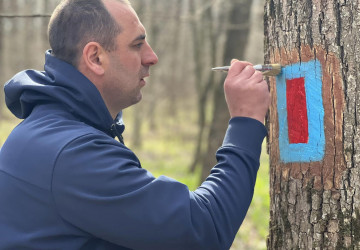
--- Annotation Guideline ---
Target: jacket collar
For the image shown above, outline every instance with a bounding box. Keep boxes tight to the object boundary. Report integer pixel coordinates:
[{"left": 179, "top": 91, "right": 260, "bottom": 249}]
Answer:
[{"left": 4, "top": 50, "right": 125, "bottom": 141}]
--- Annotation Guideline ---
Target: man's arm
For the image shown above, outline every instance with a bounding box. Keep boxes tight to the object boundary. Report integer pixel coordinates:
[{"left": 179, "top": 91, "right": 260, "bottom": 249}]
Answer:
[{"left": 51, "top": 61, "right": 270, "bottom": 250}]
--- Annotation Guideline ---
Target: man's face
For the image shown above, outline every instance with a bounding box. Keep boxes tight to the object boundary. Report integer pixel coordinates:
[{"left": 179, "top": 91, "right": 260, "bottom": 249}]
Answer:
[{"left": 102, "top": 1, "right": 158, "bottom": 116}]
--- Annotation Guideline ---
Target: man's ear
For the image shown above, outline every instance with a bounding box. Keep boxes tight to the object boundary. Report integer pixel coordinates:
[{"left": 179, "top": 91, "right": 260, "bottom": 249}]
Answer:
[{"left": 81, "top": 42, "right": 107, "bottom": 76}]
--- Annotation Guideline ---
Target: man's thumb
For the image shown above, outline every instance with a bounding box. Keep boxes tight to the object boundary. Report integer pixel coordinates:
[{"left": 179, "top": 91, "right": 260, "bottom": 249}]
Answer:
[{"left": 231, "top": 59, "right": 239, "bottom": 65}]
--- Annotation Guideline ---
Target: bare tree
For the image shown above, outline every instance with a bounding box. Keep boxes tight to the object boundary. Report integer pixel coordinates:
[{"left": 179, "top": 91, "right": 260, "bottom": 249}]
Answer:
[
  {"left": 130, "top": 0, "right": 192, "bottom": 147},
  {"left": 129, "top": 0, "right": 147, "bottom": 147},
  {"left": 0, "top": 0, "right": 53, "bottom": 98},
  {"left": 265, "top": 0, "right": 360, "bottom": 249},
  {"left": 201, "top": 0, "right": 253, "bottom": 181},
  {"left": 187, "top": 0, "right": 222, "bottom": 173}
]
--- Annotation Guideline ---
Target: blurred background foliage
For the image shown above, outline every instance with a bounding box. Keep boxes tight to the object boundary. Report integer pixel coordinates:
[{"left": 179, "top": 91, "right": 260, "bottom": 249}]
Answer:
[{"left": 0, "top": 0, "right": 269, "bottom": 249}]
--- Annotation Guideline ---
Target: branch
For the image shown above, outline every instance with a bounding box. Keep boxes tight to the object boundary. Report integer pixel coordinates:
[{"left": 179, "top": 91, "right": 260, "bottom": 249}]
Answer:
[{"left": 0, "top": 14, "right": 51, "bottom": 18}]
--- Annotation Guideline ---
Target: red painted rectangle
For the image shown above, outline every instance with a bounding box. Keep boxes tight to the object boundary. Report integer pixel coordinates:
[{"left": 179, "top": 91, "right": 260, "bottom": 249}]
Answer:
[{"left": 286, "top": 77, "right": 309, "bottom": 144}]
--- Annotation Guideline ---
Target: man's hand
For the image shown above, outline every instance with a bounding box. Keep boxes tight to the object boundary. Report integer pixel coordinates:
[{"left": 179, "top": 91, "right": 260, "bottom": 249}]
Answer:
[{"left": 224, "top": 59, "right": 270, "bottom": 124}]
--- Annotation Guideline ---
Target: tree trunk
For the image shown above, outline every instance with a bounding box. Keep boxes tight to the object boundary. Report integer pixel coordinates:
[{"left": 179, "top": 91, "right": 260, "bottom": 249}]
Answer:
[
  {"left": 187, "top": 0, "right": 218, "bottom": 173},
  {"left": 265, "top": 0, "right": 360, "bottom": 249},
  {"left": 130, "top": 0, "right": 147, "bottom": 148},
  {"left": 201, "top": 0, "right": 253, "bottom": 181}
]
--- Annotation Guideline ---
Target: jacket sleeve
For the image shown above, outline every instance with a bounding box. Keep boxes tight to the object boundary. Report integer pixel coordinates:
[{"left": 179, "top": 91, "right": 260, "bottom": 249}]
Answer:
[{"left": 51, "top": 117, "right": 267, "bottom": 250}]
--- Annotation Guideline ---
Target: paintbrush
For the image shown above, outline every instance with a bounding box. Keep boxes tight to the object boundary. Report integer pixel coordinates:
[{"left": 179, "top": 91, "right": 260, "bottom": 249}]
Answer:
[{"left": 211, "top": 64, "right": 281, "bottom": 76}]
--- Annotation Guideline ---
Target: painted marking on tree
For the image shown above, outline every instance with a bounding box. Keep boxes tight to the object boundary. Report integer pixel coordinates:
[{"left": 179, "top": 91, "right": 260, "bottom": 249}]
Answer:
[{"left": 276, "top": 59, "right": 325, "bottom": 163}]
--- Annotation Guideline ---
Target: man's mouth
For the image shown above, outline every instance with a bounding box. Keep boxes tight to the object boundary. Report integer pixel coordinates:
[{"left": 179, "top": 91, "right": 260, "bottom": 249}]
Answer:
[
  {"left": 140, "top": 73, "right": 149, "bottom": 82},
  {"left": 140, "top": 77, "right": 147, "bottom": 85}
]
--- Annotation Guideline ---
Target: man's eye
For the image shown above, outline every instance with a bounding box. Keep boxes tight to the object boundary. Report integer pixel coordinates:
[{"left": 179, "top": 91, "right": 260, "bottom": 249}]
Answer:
[{"left": 134, "top": 43, "right": 143, "bottom": 48}]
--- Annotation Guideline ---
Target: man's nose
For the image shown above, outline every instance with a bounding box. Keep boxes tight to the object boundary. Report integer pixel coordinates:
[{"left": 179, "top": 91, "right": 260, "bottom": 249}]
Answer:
[{"left": 142, "top": 43, "right": 158, "bottom": 66}]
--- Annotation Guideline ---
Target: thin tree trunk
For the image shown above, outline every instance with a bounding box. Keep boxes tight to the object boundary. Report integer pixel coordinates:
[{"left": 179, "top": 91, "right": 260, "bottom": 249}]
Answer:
[
  {"left": 130, "top": 0, "right": 147, "bottom": 148},
  {"left": 131, "top": 0, "right": 161, "bottom": 147},
  {"left": 265, "top": 0, "right": 360, "bottom": 249},
  {"left": 201, "top": 0, "right": 253, "bottom": 181},
  {"left": 188, "top": 0, "right": 218, "bottom": 173},
  {"left": 165, "top": 0, "right": 183, "bottom": 118}
]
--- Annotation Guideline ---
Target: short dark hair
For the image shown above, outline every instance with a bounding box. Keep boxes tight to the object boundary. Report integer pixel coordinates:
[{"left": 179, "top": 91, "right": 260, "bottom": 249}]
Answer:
[{"left": 48, "top": 0, "right": 125, "bottom": 67}]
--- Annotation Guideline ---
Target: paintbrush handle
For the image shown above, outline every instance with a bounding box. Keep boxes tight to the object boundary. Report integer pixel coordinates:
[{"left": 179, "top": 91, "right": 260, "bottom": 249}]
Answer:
[
  {"left": 212, "top": 64, "right": 273, "bottom": 72},
  {"left": 212, "top": 64, "right": 281, "bottom": 76},
  {"left": 211, "top": 66, "right": 230, "bottom": 72}
]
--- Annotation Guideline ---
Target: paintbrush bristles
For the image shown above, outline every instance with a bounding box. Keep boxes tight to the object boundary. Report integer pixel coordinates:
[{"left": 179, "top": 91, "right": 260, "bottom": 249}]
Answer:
[
  {"left": 211, "top": 63, "right": 282, "bottom": 76},
  {"left": 259, "top": 64, "right": 281, "bottom": 76}
]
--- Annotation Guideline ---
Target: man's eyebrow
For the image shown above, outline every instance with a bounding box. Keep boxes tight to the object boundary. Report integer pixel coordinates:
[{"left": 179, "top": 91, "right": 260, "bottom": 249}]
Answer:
[{"left": 132, "top": 34, "right": 146, "bottom": 43}]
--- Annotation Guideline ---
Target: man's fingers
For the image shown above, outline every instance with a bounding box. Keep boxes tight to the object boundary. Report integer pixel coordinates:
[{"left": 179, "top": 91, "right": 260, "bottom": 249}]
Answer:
[
  {"left": 251, "top": 71, "right": 265, "bottom": 83},
  {"left": 241, "top": 65, "right": 257, "bottom": 79},
  {"left": 227, "top": 60, "right": 252, "bottom": 77}
]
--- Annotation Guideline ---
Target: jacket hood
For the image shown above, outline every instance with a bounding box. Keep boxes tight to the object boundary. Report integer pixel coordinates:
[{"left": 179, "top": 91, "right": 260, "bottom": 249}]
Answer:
[{"left": 4, "top": 50, "right": 124, "bottom": 137}]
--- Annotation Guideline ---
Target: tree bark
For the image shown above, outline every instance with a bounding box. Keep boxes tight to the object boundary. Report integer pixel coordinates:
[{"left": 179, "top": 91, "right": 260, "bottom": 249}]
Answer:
[{"left": 265, "top": 0, "right": 360, "bottom": 249}]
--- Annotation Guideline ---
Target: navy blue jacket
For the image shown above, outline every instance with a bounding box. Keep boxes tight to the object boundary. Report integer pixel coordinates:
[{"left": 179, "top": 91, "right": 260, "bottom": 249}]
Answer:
[{"left": 0, "top": 51, "right": 267, "bottom": 250}]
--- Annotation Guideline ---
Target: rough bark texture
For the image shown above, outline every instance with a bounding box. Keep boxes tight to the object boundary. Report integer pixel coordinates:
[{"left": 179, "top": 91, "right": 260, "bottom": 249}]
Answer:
[{"left": 264, "top": 0, "right": 360, "bottom": 249}]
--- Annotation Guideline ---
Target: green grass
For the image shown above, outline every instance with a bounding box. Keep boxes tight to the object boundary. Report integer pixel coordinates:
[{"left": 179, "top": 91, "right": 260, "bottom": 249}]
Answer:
[
  {"left": 0, "top": 118, "right": 18, "bottom": 146},
  {"left": 126, "top": 109, "right": 201, "bottom": 191},
  {"left": 233, "top": 146, "right": 269, "bottom": 250}
]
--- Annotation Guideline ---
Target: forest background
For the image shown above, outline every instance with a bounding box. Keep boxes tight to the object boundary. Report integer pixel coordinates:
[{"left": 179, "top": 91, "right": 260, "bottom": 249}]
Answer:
[{"left": 0, "top": 0, "right": 269, "bottom": 249}]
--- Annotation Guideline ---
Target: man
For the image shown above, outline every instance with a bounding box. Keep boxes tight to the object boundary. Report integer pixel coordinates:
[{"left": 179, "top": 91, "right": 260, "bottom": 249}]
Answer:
[{"left": 0, "top": 0, "right": 270, "bottom": 249}]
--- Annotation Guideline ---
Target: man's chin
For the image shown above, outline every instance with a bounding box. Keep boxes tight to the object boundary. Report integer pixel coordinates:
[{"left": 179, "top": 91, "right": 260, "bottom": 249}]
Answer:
[{"left": 134, "top": 92, "right": 143, "bottom": 105}]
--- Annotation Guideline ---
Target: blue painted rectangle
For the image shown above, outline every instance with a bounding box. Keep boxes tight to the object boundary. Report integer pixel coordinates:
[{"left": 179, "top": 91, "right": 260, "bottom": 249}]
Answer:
[{"left": 276, "top": 60, "right": 325, "bottom": 163}]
